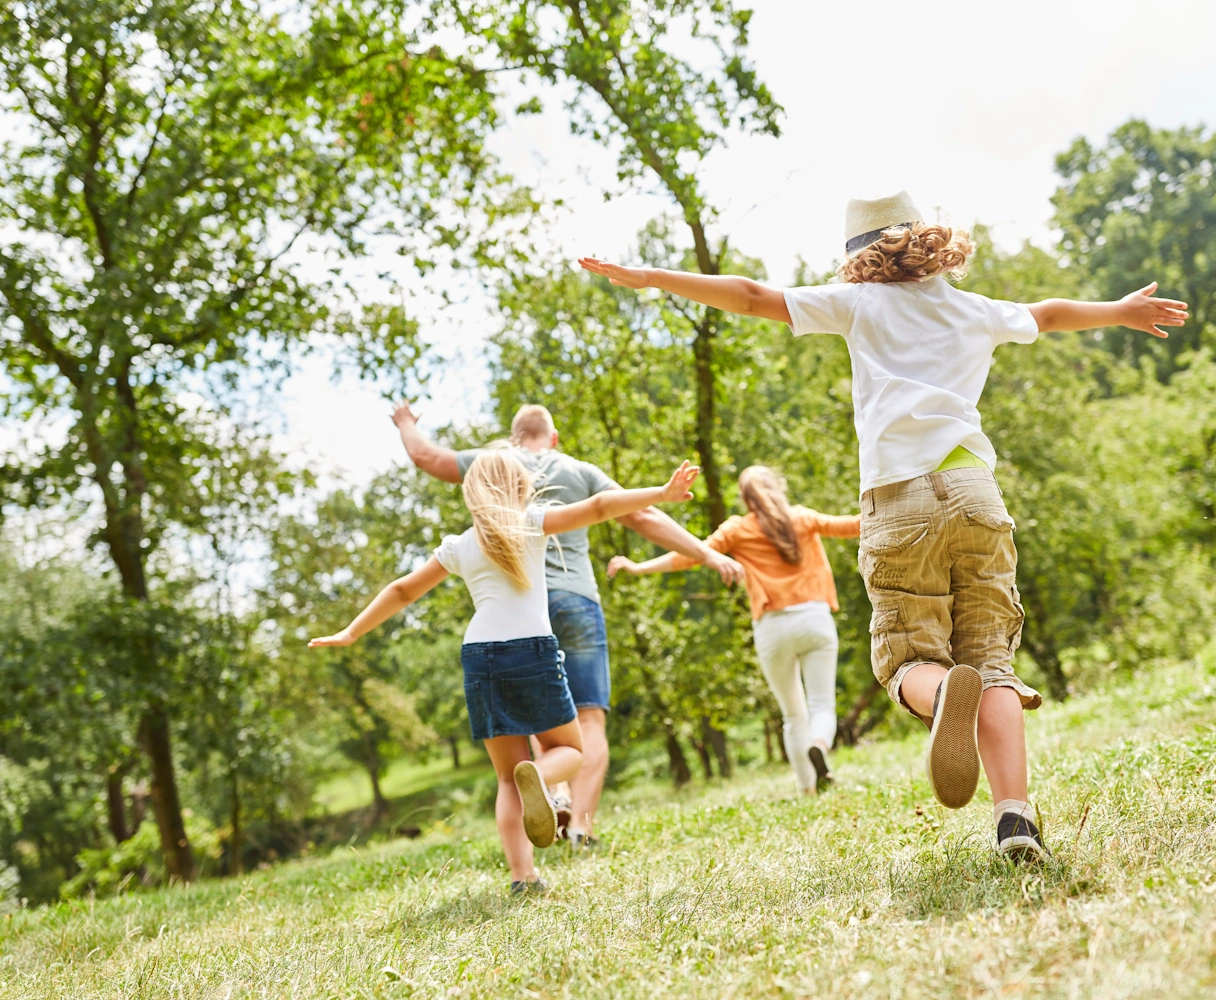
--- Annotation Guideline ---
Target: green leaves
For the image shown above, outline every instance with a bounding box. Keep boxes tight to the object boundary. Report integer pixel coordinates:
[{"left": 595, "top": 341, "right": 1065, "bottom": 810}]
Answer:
[{"left": 1052, "top": 121, "right": 1216, "bottom": 377}]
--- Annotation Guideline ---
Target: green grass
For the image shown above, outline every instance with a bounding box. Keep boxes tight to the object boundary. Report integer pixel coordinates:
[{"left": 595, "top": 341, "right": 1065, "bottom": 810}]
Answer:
[
  {"left": 314, "top": 742, "right": 491, "bottom": 816},
  {"left": 3, "top": 659, "right": 1214, "bottom": 999}
]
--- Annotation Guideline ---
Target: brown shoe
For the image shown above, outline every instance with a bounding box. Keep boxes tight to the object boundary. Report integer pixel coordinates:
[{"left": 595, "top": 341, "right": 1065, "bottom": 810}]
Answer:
[
  {"left": 925, "top": 665, "right": 983, "bottom": 809},
  {"left": 514, "top": 760, "right": 558, "bottom": 848}
]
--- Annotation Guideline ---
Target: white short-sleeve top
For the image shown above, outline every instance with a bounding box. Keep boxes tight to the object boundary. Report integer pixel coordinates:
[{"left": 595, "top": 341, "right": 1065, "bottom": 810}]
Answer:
[
  {"left": 434, "top": 505, "right": 553, "bottom": 645},
  {"left": 783, "top": 276, "right": 1039, "bottom": 493}
]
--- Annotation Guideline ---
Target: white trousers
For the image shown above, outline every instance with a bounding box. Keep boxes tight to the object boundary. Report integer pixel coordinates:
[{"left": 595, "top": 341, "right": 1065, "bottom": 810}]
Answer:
[{"left": 752, "top": 600, "right": 839, "bottom": 792}]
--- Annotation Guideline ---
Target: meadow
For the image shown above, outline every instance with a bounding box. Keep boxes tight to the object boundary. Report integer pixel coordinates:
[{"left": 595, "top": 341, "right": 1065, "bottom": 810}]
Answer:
[{"left": 3, "top": 655, "right": 1213, "bottom": 1000}]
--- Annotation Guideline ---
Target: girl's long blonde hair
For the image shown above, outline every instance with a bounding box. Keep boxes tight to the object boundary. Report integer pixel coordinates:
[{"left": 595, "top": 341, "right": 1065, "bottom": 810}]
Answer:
[
  {"left": 739, "top": 465, "right": 802, "bottom": 566},
  {"left": 837, "top": 223, "right": 974, "bottom": 284},
  {"left": 462, "top": 448, "right": 541, "bottom": 591}
]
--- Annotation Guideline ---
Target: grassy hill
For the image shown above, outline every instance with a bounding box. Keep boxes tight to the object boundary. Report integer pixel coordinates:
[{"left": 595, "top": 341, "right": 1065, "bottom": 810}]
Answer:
[{"left": 2, "top": 656, "right": 1214, "bottom": 999}]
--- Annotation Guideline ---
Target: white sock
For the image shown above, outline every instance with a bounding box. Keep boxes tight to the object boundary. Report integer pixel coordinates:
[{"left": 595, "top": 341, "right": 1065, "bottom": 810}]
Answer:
[
  {"left": 567, "top": 827, "right": 586, "bottom": 841},
  {"left": 993, "top": 798, "right": 1033, "bottom": 825}
]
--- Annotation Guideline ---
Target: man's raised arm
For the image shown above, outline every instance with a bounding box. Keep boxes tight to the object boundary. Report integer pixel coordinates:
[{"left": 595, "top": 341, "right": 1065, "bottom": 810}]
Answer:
[
  {"left": 616, "top": 505, "right": 745, "bottom": 585},
  {"left": 391, "top": 400, "right": 462, "bottom": 484}
]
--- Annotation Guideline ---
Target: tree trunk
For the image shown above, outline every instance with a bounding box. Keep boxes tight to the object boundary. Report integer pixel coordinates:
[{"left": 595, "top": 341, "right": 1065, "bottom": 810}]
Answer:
[
  {"left": 692, "top": 313, "right": 727, "bottom": 530},
  {"left": 106, "top": 766, "right": 130, "bottom": 843},
  {"left": 772, "top": 711, "right": 789, "bottom": 761},
  {"left": 1036, "top": 646, "right": 1069, "bottom": 701},
  {"left": 664, "top": 725, "right": 692, "bottom": 787},
  {"left": 691, "top": 735, "right": 714, "bottom": 780},
  {"left": 700, "top": 716, "right": 731, "bottom": 778},
  {"left": 448, "top": 735, "right": 461, "bottom": 769},
  {"left": 130, "top": 779, "right": 149, "bottom": 831},
  {"left": 139, "top": 709, "right": 195, "bottom": 881},
  {"left": 837, "top": 679, "right": 884, "bottom": 746},
  {"left": 229, "top": 773, "right": 242, "bottom": 877},
  {"left": 365, "top": 739, "right": 388, "bottom": 819},
  {"left": 763, "top": 718, "right": 774, "bottom": 763}
]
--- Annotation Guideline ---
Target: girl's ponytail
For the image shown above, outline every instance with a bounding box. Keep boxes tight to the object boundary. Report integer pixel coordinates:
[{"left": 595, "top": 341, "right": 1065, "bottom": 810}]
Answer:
[
  {"left": 739, "top": 466, "right": 802, "bottom": 565},
  {"left": 463, "top": 448, "right": 540, "bottom": 591}
]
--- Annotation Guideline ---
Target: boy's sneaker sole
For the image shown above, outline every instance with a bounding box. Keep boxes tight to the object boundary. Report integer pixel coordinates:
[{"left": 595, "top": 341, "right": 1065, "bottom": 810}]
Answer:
[
  {"left": 514, "top": 761, "right": 557, "bottom": 848},
  {"left": 808, "top": 745, "right": 833, "bottom": 790},
  {"left": 998, "top": 836, "right": 1047, "bottom": 863},
  {"left": 926, "top": 664, "right": 983, "bottom": 809}
]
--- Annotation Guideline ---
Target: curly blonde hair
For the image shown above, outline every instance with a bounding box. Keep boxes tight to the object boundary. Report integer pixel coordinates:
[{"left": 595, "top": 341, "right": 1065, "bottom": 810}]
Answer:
[{"left": 838, "top": 224, "right": 975, "bottom": 284}]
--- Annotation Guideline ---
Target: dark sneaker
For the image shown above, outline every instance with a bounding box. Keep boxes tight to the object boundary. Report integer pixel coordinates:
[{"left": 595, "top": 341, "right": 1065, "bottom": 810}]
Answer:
[
  {"left": 997, "top": 811, "right": 1047, "bottom": 862},
  {"left": 513, "top": 761, "right": 558, "bottom": 848},
  {"left": 925, "top": 664, "right": 983, "bottom": 809},
  {"left": 570, "top": 831, "right": 601, "bottom": 852},
  {"left": 510, "top": 877, "right": 550, "bottom": 895},
  {"left": 808, "top": 744, "right": 834, "bottom": 790}
]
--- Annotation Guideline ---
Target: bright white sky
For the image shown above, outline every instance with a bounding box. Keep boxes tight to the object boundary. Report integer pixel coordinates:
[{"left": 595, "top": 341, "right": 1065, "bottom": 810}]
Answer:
[{"left": 227, "top": 0, "right": 1216, "bottom": 483}]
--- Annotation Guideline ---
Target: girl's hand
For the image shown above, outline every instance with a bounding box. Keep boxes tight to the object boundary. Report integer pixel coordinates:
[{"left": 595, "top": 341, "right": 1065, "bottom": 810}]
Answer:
[
  {"left": 607, "top": 556, "right": 639, "bottom": 578},
  {"left": 308, "top": 629, "right": 356, "bottom": 648},
  {"left": 578, "top": 257, "right": 653, "bottom": 289},
  {"left": 659, "top": 460, "right": 701, "bottom": 503},
  {"left": 1120, "top": 282, "right": 1188, "bottom": 338}
]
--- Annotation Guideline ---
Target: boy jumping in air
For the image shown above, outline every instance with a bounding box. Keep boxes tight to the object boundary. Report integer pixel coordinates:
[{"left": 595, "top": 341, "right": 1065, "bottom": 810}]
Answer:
[{"left": 579, "top": 191, "right": 1188, "bottom": 859}]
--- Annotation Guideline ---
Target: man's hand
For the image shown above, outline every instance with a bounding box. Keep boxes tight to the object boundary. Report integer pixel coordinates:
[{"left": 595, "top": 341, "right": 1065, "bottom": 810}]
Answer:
[
  {"left": 391, "top": 399, "right": 420, "bottom": 429},
  {"left": 1120, "top": 282, "right": 1189, "bottom": 338},
  {"left": 578, "top": 257, "right": 653, "bottom": 289},
  {"left": 659, "top": 460, "right": 701, "bottom": 503},
  {"left": 308, "top": 628, "right": 356, "bottom": 648},
  {"left": 703, "top": 550, "right": 745, "bottom": 586},
  {"left": 607, "top": 556, "right": 638, "bottom": 579}
]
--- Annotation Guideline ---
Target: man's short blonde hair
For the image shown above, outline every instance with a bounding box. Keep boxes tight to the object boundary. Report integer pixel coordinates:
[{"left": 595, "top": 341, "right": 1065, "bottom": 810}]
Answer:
[{"left": 510, "top": 404, "right": 556, "bottom": 443}]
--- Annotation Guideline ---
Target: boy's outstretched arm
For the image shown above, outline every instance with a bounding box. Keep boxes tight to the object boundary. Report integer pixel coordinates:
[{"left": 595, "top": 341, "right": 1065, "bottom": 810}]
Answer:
[
  {"left": 308, "top": 557, "right": 449, "bottom": 647},
  {"left": 1028, "top": 282, "right": 1188, "bottom": 338},
  {"left": 578, "top": 258, "right": 792, "bottom": 324}
]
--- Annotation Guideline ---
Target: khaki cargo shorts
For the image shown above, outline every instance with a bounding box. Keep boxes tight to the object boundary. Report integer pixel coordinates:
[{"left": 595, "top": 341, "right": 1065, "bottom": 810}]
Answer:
[{"left": 859, "top": 467, "right": 1042, "bottom": 720}]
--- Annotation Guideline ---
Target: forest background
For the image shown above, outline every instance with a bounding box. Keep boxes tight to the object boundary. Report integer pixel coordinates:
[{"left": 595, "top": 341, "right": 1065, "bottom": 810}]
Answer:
[{"left": 2, "top": 0, "right": 1216, "bottom": 905}]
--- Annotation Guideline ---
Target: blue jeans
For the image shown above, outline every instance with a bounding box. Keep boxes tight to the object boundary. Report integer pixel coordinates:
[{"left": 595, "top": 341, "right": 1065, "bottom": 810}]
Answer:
[
  {"left": 548, "top": 590, "right": 611, "bottom": 711},
  {"left": 460, "top": 635, "right": 576, "bottom": 740}
]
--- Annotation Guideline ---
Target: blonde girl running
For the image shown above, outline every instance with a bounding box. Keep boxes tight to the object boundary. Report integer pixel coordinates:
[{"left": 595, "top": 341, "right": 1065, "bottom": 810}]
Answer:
[
  {"left": 309, "top": 450, "right": 700, "bottom": 894},
  {"left": 609, "top": 466, "right": 859, "bottom": 795}
]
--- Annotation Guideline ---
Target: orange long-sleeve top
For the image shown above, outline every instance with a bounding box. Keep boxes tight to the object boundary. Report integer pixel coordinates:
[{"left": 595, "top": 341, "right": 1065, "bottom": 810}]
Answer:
[{"left": 671, "top": 507, "right": 861, "bottom": 619}]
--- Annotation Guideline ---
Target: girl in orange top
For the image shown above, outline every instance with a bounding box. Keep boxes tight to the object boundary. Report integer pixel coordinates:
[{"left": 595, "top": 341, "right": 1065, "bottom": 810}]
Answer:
[{"left": 609, "top": 466, "right": 860, "bottom": 794}]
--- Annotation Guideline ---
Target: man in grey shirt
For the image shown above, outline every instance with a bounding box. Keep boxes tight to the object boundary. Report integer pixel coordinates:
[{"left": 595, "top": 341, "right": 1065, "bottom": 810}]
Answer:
[{"left": 392, "top": 400, "right": 742, "bottom": 846}]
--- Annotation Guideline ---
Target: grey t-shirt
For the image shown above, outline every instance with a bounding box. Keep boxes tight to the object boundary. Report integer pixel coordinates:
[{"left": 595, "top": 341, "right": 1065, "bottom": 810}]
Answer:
[{"left": 455, "top": 447, "right": 617, "bottom": 603}]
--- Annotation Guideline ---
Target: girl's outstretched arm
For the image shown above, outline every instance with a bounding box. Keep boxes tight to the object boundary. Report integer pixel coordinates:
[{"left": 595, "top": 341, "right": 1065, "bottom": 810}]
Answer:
[
  {"left": 607, "top": 553, "right": 682, "bottom": 578},
  {"left": 1028, "top": 282, "right": 1188, "bottom": 338},
  {"left": 542, "top": 460, "right": 699, "bottom": 535},
  {"left": 308, "top": 557, "right": 449, "bottom": 648},
  {"left": 578, "top": 258, "right": 792, "bottom": 324}
]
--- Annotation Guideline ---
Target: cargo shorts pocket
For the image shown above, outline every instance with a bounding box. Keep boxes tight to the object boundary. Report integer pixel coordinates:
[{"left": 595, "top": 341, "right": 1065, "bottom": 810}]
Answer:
[
  {"left": 868, "top": 605, "right": 913, "bottom": 685},
  {"left": 859, "top": 518, "right": 930, "bottom": 589},
  {"left": 964, "top": 506, "right": 1015, "bottom": 532},
  {"left": 1008, "top": 585, "right": 1026, "bottom": 652}
]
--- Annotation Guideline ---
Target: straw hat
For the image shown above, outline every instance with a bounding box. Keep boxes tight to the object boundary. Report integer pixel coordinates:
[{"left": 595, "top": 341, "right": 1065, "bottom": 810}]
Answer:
[{"left": 844, "top": 191, "right": 922, "bottom": 257}]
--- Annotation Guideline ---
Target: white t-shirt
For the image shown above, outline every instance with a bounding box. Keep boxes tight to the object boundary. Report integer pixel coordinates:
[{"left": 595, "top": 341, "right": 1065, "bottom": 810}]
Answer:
[
  {"left": 783, "top": 276, "right": 1039, "bottom": 493},
  {"left": 434, "top": 505, "right": 553, "bottom": 645}
]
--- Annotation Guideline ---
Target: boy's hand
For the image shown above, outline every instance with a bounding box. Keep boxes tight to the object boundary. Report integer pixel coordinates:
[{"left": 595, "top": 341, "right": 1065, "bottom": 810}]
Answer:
[
  {"left": 607, "top": 556, "right": 638, "bottom": 578},
  {"left": 578, "top": 257, "right": 653, "bottom": 289},
  {"left": 391, "top": 399, "right": 420, "bottom": 428},
  {"left": 1120, "top": 282, "right": 1189, "bottom": 338},
  {"left": 308, "top": 629, "right": 356, "bottom": 648},
  {"left": 659, "top": 460, "right": 700, "bottom": 503}
]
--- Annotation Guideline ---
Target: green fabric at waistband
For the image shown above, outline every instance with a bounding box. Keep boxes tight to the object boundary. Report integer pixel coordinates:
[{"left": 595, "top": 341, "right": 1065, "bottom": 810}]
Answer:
[{"left": 935, "top": 445, "right": 989, "bottom": 472}]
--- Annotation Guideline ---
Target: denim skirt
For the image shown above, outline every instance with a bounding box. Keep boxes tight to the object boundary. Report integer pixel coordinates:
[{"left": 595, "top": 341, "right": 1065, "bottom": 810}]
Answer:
[{"left": 460, "top": 634, "right": 577, "bottom": 741}]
